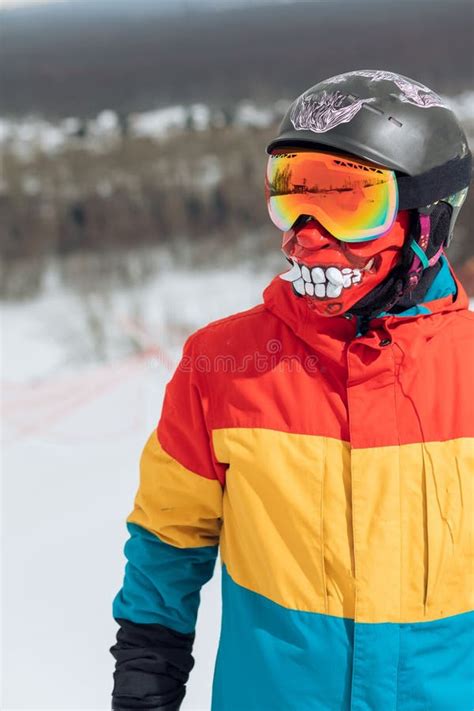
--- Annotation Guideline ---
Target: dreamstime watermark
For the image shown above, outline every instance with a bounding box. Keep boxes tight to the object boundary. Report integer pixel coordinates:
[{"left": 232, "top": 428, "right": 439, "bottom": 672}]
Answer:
[{"left": 148, "top": 338, "right": 321, "bottom": 374}]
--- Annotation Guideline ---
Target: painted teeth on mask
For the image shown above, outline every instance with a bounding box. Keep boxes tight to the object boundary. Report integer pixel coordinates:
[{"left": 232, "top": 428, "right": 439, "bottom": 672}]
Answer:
[
  {"left": 281, "top": 258, "right": 373, "bottom": 299},
  {"left": 280, "top": 261, "right": 302, "bottom": 282},
  {"left": 311, "top": 267, "right": 325, "bottom": 284},
  {"left": 326, "top": 282, "right": 343, "bottom": 298},
  {"left": 326, "top": 267, "right": 344, "bottom": 287},
  {"left": 292, "top": 278, "right": 306, "bottom": 295}
]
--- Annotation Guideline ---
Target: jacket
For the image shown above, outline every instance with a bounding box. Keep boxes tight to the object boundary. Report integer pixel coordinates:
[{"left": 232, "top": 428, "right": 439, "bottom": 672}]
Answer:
[{"left": 110, "top": 254, "right": 474, "bottom": 710}]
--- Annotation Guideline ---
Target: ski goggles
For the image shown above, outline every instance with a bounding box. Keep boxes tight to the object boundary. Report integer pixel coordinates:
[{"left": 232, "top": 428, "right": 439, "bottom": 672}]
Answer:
[{"left": 265, "top": 148, "right": 399, "bottom": 242}]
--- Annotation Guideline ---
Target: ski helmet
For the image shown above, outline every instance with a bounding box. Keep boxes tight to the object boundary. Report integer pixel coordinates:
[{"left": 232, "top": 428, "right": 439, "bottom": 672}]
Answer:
[{"left": 266, "top": 69, "right": 472, "bottom": 249}]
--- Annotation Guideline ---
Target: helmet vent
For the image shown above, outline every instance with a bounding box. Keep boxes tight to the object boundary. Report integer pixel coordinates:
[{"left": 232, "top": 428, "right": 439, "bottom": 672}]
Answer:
[
  {"left": 388, "top": 116, "right": 403, "bottom": 127},
  {"left": 362, "top": 104, "right": 384, "bottom": 116}
]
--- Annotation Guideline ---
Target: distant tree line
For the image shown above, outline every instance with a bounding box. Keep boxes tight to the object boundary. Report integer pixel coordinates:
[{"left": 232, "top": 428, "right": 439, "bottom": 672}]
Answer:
[{"left": 0, "top": 121, "right": 473, "bottom": 299}]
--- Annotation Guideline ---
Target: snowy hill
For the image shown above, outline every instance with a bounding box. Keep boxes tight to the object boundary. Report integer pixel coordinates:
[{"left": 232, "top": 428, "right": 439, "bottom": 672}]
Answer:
[{"left": 2, "top": 262, "right": 279, "bottom": 709}]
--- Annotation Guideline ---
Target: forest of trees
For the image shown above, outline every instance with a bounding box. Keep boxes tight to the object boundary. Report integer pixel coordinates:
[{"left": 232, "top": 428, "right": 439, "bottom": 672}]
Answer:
[{"left": 1, "top": 0, "right": 473, "bottom": 297}]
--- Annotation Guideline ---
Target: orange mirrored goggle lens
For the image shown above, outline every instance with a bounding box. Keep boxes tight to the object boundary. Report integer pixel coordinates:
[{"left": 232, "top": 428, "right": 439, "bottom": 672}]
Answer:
[{"left": 265, "top": 149, "right": 399, "bottom": 242}]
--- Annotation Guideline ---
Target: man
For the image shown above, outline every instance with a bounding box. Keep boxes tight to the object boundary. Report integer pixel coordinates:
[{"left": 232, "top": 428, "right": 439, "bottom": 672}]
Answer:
[{"left": 110, "top": 70, "right": 473, "bottom": 710}]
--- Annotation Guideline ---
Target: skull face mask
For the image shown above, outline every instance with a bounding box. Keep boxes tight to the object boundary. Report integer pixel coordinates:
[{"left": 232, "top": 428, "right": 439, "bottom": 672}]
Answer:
[
  {"left": 279, "top": 210, "right": 410, "bottom": 317},
  {"left": 264, "top": 147, "right": 411, "bottom": 317}
]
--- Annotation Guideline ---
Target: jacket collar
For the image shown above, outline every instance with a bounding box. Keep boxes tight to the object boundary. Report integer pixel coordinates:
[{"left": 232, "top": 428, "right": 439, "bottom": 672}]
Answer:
[{"left": 262, "top": 255, "right": 470, "bottom": 356}]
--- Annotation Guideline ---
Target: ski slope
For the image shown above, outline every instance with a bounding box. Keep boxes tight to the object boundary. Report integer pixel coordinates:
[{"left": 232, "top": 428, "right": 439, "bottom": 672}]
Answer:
[
  {"left": 2, "top": 264, "right": 473, "bottom": 709},
  {"left": 2, "top": 264, "right": 278, "bottom": 710}
]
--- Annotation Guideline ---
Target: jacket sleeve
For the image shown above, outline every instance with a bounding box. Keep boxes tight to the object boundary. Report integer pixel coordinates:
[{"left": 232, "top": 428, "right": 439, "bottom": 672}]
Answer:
[{"left": 110, "top": 332, "right": 224, "bottom": 711}]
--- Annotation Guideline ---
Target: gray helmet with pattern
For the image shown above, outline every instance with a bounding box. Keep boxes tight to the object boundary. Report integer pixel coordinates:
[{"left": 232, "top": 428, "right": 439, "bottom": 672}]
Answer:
[{"left": 266, "top": 69, "right": 472, "bottom": 247}]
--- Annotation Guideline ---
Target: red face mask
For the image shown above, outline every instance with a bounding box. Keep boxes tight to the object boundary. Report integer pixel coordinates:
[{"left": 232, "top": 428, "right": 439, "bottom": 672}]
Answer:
[{"left": 280, "top": 210, "right": 411, "bottom": 316}]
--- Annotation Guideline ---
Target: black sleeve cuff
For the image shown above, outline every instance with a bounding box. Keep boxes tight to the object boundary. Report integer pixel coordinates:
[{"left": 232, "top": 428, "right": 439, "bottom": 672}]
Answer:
[{"left": 110, "top": 619, "right": 194, "bottom": 711}]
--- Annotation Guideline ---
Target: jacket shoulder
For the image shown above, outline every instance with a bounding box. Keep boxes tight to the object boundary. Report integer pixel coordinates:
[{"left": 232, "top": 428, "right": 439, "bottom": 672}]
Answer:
[
  {"left": 184, "top": 303, "right": 269, "bottom": 352},
  {"left": 456, "top": 308, "right": 474, "bottom": 324},
  {"left": 449, "top": 307, "right": 474, "bottom": 332}
]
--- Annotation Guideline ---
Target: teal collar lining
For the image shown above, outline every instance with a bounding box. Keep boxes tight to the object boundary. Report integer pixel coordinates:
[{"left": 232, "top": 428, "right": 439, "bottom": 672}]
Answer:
[{"left": 376, "top": 255, "right": 457, "bottom": 319}]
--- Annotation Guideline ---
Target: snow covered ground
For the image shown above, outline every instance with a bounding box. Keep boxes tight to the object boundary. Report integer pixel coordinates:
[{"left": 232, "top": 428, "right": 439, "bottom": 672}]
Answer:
[
  {"left": 1, "top": 261, "right": 280, "bottom": 710},
  {"left": 0, "top": 99, "right": 291, "bottom": 162},
  {"left": 2, "top": 256, "right": 473, "bottom": 709},
  {"left": 0, "top": 91, "right": 472, "bottom": 161}
]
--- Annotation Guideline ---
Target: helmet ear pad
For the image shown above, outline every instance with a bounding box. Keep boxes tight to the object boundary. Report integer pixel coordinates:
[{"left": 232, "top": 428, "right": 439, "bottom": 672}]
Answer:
[
  {"left": 398, "top": 202, "right": 453, "bottom": 307},
  {"left": 398, "top": 201, "right": 452, "bottom": 265},
  {"left": 428, "top": 201, "right": 453, "bottom": 252}
]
